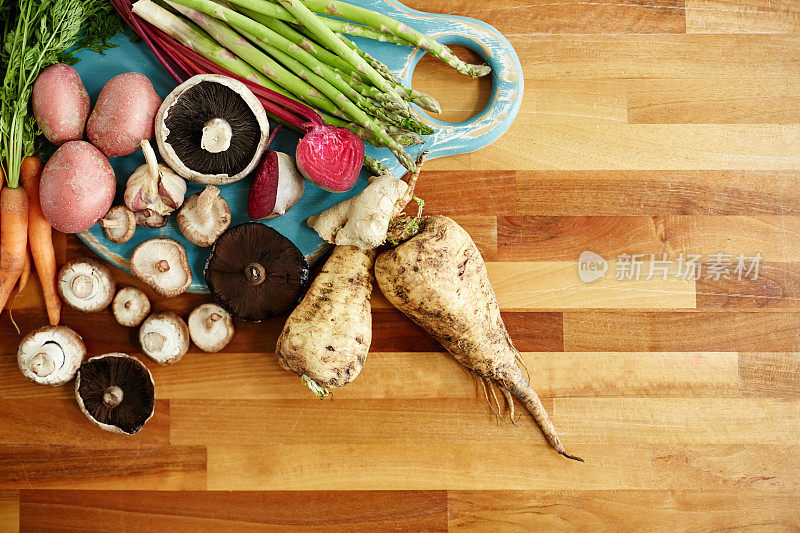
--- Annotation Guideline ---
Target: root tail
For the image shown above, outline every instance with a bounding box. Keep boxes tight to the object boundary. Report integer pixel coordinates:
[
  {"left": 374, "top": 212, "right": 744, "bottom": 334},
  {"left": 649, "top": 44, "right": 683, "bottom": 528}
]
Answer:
[{"left": 496, "top": 367, "right": 584, "bottom": 462}]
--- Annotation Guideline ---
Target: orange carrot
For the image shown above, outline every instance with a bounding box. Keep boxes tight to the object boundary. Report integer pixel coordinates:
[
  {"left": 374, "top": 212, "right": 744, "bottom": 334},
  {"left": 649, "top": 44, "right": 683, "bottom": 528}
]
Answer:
[
  {"left": 0, "top": 186, "right": 29, "bottom": 312},
  {"left": 17, "top": 244, "right": 31, "bottom": 292},
  {"left": 20, "top": 156, "right": 60, "bottom": 325}
]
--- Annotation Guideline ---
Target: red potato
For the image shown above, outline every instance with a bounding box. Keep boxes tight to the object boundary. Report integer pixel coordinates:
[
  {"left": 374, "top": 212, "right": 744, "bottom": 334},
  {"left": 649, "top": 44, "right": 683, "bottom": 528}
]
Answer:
[
  {"left": 87, "top": 72, "right": 162, "bottom": 158},
  {"left": 40, "top": 141, "right": 116, "bottom": 233},
  {"left": 32, "top": 63, "right": 91, "bottom": 145}
]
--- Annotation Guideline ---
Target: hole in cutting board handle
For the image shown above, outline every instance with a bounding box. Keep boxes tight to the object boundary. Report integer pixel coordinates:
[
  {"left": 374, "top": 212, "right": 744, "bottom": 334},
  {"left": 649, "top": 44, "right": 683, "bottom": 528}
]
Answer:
[{"left": 409, "top": 37, "right": 495, "bottom": 124}]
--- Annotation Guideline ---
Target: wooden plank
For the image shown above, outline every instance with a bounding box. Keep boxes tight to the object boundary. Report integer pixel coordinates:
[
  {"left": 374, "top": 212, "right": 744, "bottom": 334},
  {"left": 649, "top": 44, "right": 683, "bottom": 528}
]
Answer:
[
  {"left": 498, "top": 216, "right": 800, "bottom": 262},
  {"left": 425, "top": 124, "right": 800, "bottom": 171},
  {"left": 206, "top": 444, "right": 799, "bottom": 491},
  {"left": 169, "top": 398, "right": 557, "bottom": 446},
  {"left": 0, "top": 399, "right": 170, "bottom": 446},
  {"left": 401, "top": 0, "right": 686, "bottom": 35},
  {"left": 686, "top": 0, "right": 800, "bottom": 33},
  {"left": 739, "top": 352, "right": 800, "bottom": 398},
  {"left": 411, "top": 171, "right": 515, "bottom": 216},
  {"left": 0, "top": 446, "right": 206, "bottom": 490},
  {"left": 554, "top": 398, "right": 800, "bottom": 444},
  {"left": 447, "top": 490, "right": 800, "bottom": 530},
  {"left": 696, "top": 262, "right": 800, "bottom": 309},
  {"left": 563, "top": 311, "right": 800, "bottom": 352},
  {"left": 19, "top": 490, "right": 447, "bottom": 532},
  {"left": 507, "top": 35, "right": 800, "bottom": 81},
  {"left": 515, "top": 171, "right": 800, "bottom": 216},
  {"left": 0, "top": 491, "right": 17, "bottom": 533},
  {"left": 628, "top": 78, "right": 800, "bottom": 124},
  {"left": 206, "top": 444, "right": 648, "bottom": 491}
]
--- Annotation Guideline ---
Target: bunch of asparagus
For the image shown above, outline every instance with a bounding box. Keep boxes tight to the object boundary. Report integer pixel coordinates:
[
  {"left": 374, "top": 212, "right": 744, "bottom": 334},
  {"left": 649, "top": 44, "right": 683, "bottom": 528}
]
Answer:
[{"left": 121, "top": 0, "right": 491, "bottom": 170}]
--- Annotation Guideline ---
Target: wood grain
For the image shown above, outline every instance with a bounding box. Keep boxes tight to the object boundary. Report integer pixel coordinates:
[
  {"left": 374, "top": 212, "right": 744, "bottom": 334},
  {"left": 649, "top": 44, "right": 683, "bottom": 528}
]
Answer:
[
  {"left": 19, "top": 490, "right": 447, "bottom": 532},
  {"left": 5, "top": 0, "right": 800, "bottom": 528},
  {"left": 448, "top": 490, "right": 800, "bottom": 530}
]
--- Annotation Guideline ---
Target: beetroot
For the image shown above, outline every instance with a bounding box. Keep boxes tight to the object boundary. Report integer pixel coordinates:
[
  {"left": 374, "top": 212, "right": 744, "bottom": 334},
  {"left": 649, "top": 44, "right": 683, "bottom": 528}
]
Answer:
[{"left": 295, "top": 124, "right": 364, "bottom": 193}]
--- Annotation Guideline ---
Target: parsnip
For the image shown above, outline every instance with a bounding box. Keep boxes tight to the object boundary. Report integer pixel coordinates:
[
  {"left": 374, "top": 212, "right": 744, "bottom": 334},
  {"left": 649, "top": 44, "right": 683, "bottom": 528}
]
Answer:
[
  {"left": 375, "top": 215, "right": 582, "bottom": 461},
  {"left": 275, "top": 245, "right": 376, "bottom": 395}
]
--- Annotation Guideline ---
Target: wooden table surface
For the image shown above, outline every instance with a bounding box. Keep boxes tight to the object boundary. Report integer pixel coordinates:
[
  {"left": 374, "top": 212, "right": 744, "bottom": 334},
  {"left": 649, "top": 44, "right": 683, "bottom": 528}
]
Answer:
[{"left": 3, "top": 1, "right": 800, "bottom": 530}]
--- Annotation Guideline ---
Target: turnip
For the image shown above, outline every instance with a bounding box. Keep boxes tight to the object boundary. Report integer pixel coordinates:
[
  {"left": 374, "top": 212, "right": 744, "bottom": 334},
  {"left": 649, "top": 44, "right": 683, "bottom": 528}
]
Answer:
[
  {"left": 248, "top": 126, "right": 304, "bottom": 220},
  {"left": 374, "top": 216, "right": 583, "bottom": 461},
  {"left": 87, "top": 72, "right": 162, "bottom": 158},
  {"left": 295, "top": 123, "right": 365, "bottom": 193},
  {"left": 40, "top": 141, "right": 116, "bottom": 234},
  {"left": 32, "top": 64, "right": 91, "bottom": 145}
]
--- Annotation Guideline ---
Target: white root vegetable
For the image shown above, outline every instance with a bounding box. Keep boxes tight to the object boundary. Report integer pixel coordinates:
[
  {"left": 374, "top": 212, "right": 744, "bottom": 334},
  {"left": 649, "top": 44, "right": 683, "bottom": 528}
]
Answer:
[
  {"left": 375, "top": 215, "right": 583, "bottom": 461},
  {"left": 275, "top": 245, "right": 375, "bottom": 395}
]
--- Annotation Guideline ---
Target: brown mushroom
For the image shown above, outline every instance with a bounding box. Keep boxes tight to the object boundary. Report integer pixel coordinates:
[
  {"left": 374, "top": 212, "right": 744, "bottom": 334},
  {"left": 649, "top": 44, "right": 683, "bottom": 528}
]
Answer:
[
  {"left": 58, "top": 257, "right": 115, "bottom": 312},
  {"left": 177, "top": 185, "right": 231, "bottom": 247},
  {"left": 99, "top": 205, "right": 136, "bottom": 244},
  {"left": 75, "top": 353, "right": 155, "bottom": 434},
  {"left": 112, "top": 287, "right": 151, "bottom": 327},
  {"left": 130, "top": 239, "right": 192, "bottom": 297},
  {"left": 188, "top": 303, "right": 234, "bottom": 352},
  {"left": 139, "top": 311, "right": 189, "bottom": 364}
]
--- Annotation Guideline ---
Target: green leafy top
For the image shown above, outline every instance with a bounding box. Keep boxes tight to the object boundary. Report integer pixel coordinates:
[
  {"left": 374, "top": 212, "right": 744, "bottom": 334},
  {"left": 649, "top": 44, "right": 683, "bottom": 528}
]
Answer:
[{"left": 0, "top": 0, "right": 123, "bottom": 188}]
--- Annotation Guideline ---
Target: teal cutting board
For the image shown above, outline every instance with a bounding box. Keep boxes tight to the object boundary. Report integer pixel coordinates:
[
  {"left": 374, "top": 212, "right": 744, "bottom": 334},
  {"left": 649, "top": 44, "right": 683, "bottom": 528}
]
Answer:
[{"left": 74, "top": 0, "right": 523, "bottom": 292}]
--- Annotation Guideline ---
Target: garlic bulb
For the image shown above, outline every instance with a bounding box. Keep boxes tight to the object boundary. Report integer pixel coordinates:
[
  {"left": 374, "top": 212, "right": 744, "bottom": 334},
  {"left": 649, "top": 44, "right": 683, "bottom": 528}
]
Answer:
[{"left": 124, "top": 140, "right": 187, "bottom": 216}]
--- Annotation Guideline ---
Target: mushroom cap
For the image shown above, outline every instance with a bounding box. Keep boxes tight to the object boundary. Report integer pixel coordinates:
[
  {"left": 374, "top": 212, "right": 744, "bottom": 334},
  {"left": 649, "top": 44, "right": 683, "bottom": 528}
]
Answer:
[
  {"left": 188, "top": 303, "right": 234, "bottom": 353},
  {"left": 204, "top": 223, "right": 309, "bottom": 321},
  {"left": 130, "top": 238, "right": 192, "bottom": 298},
  {"left": 138, "top": 312, "right": 190, "bottom": 365},
  {"left": 100, "top": 205, "right": 136, "bottom": 244},
  {"left": 17, "top": 325, "right": 85, "bottom": 386},
  {"left": 58, "top": 257, "right": 116, "bottom": 312},
  {"left": 112, "top": 287, "right": 151, "bottom": 327},
  {"left": 75, "top": 353, "right": 155, "bottom": 435},
  {"left": 155, "top": 74, "right": 269, "bottom": 185},
  {"left": 177, "top": 186, "right": 232, "bottom": 247}
]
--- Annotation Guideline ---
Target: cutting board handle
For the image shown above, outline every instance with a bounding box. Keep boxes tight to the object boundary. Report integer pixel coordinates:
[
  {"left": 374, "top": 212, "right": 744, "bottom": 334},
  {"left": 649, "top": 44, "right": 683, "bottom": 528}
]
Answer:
[{"left": 382, "top": 2, "right": 525, "bottom": 163}]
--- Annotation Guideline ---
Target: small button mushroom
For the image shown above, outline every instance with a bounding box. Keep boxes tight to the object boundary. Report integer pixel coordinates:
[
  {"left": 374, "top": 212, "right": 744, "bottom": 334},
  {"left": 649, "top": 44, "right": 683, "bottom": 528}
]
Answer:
[
  {"left": 124, "top": 139, "right": 187, "bottom": 216},
  {"left": 177, "top": 185, "right": 232, "bottom": 247},
  {"left": 17, "top": 325, "right": 85, "bottom": 386},
  {"left": 58, "top": 257, "right": 115, "bottom": 312},
  {"left": 188, "top": 303, "right": 234, "bottom": 352},
  {"left": 75, "top": 353, "right": 155, "bottom": 434},
  {"left": 139, "top": 312, "right": 190, "bottom": 364},
  {"left": 112, "top": 287, "right": 151, "bottom": 327},
  {"left": 130, "top": 238, "right": 193, "bottom": 297},
  {"left": 99, "top": 205, "right": 136, "bottom": 244}
]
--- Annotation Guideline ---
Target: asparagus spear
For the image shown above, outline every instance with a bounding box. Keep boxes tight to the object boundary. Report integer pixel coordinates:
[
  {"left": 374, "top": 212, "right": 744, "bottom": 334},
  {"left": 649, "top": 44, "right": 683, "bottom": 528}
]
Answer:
[
  {"left": 345, "top": 69, "right": 441, "bottom": 114},
  {"left": 275, "top": 0, "right": 410, "bottom": 104},
  {"left": 299, "top": 0, "right": 491, "bottom": 78},
  {"left": 170, "top": 0, "right": 412, "bottom": 112},
  {"left": 363, "top": 155, "right": 389, "bottom": 175},
  {"left": 339, "top": 34, "right": 401, "bottom": 85},
  {"left": 170, "top": 0, "right": 417, "bottom": 169}
]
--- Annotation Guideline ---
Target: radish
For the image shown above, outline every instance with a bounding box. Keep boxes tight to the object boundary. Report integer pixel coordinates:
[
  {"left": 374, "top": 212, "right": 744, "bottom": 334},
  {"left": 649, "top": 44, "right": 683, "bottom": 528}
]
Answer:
[{"left": 295, "top": 123, "right": 365, "bottom": 193}]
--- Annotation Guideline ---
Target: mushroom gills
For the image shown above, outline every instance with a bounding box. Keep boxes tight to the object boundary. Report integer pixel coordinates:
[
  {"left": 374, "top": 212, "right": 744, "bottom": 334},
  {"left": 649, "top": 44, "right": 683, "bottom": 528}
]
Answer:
[
  {"left": 163, "top": 81, "right": 261, "bottom": 176},
  {"left": 58, "top": 258, "right": 115, "bottom": 312},
  {"left": 75, "top": 354, "right": 155, "bottom": 435}
]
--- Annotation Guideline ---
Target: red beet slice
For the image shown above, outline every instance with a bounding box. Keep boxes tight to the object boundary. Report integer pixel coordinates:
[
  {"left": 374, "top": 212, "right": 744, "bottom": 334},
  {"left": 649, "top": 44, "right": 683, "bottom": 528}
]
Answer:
[{"left": 295, "top": 124, "right": 364, "bottom": 193}]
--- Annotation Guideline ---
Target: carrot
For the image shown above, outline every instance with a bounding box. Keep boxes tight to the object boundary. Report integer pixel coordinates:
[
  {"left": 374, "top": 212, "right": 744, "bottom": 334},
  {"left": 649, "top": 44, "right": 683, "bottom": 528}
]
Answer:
[
  {"left": 0, "top": 185, "right": 29, "bottom": 312},
  {"left": 20, "top": 156, "right": 60, "bottom": 325},
  {"left": 17, "top": 244, "right": 31, "bottom": 292}
]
